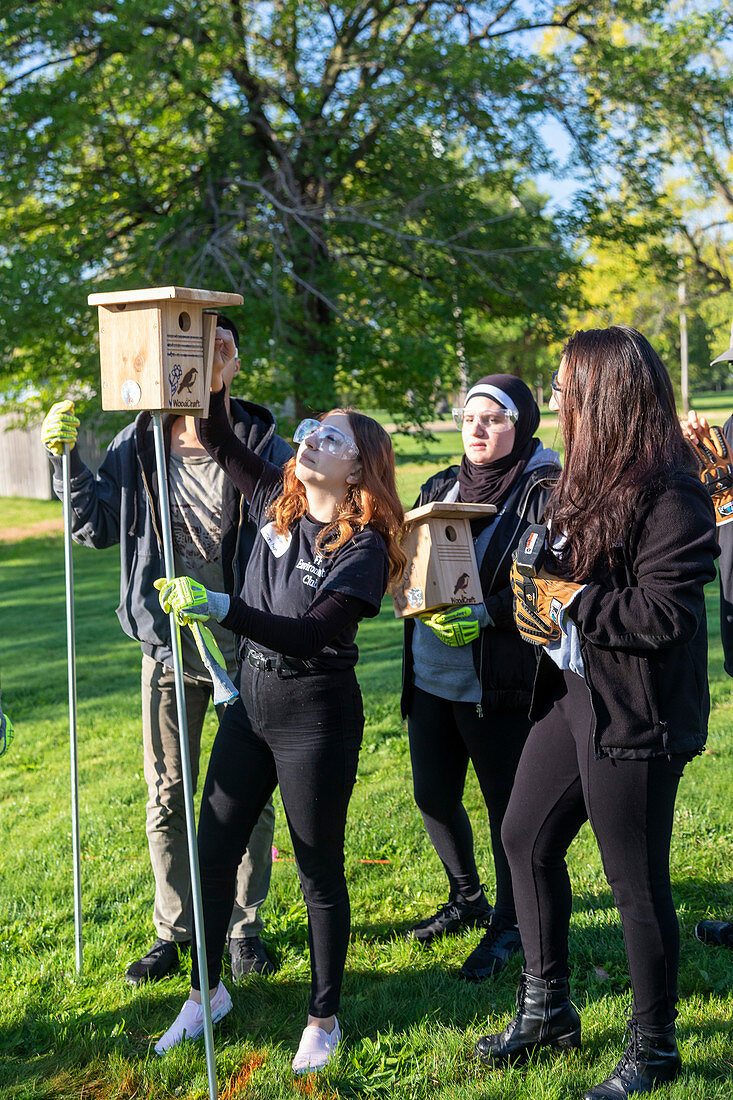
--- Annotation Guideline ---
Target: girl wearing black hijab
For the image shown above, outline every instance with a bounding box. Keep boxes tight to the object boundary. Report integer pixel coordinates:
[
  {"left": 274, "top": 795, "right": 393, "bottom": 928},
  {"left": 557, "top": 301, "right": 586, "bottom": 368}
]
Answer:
[{"left": 401, "top": 375, "right": 560, "bottom": 980}]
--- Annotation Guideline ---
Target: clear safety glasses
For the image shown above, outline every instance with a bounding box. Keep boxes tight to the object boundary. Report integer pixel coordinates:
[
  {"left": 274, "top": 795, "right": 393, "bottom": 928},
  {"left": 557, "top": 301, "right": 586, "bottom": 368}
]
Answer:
[
  {"left": 293, "top": 418, "right": 360, "bottom": 460},
  {"left": 452, "top": 407, "right": 517, "bottom": 434}
]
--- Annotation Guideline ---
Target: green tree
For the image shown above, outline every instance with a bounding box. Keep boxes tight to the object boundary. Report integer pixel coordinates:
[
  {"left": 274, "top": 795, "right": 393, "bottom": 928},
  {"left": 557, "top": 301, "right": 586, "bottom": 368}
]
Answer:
[
  {"left": 0, "top": 1, "right": 590, "bottom": 421},
  {"left": 557, "top": 1, "right": 733, "bottom": 360},
  {"left": 556, "top": 230, "right": 731, "bottom": 397}
]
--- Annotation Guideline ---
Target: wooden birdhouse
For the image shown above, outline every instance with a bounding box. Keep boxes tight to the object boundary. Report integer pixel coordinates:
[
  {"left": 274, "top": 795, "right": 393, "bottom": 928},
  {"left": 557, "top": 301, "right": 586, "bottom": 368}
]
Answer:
[
  {"left": 391, "top": 501, "right": 497, "bottom": 619},
  {"left": 88, "top": 286, "right": 244, "bottom": 414}
]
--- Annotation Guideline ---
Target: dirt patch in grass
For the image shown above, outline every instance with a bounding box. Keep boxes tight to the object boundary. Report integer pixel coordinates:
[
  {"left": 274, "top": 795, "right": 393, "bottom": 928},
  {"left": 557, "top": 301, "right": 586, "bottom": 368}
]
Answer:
[
  {"left": 0, "top": 518, "right": 64, "bottom": 541},
  {"left": 221, "top": 1052, "right": 267, "bottom": 1098},
  {"left": 293, "top": 1074, "right": 337, "bottom": 1099}
]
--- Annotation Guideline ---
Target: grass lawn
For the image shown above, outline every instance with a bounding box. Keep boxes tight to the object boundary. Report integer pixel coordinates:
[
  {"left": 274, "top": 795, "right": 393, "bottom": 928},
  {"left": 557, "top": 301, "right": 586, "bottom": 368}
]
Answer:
[{"left": 0, "top": 426, "right": 732, "bottom": 1099}]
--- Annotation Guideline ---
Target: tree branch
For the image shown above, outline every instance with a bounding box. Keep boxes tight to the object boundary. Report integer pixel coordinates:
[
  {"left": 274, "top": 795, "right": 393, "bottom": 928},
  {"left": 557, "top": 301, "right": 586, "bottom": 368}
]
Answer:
[{"left": 1, "top": 46, "right": 100, "bottom": 91}]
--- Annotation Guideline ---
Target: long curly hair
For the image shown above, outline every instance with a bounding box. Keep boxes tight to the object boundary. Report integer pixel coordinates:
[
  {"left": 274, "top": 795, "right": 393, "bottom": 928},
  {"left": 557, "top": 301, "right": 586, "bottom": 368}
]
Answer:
[
  {"left": 268, "top": 408, "right": 407, "bottom": 583},
  {"left": 545, "top": 326, "right": 695, "bottom": 579}
]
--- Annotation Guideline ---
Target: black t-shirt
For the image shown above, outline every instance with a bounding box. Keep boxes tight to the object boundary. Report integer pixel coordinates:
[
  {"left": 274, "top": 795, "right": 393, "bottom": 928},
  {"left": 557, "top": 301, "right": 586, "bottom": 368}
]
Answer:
[
  {"left": 240, "top": 467, "right": 388, "bottom": 669},
  {"left": 198, "top": 389, "right": 391, "bottom": 670}
]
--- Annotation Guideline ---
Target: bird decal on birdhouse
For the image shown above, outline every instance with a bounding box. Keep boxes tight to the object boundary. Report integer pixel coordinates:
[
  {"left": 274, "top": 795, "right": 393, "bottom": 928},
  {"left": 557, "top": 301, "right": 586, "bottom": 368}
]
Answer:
[
  {"left": 453, "top": 572, "right": 470, "bottom": 596},
  {"left": 176, "top": 366, "right": 199, "bottom": 395}
]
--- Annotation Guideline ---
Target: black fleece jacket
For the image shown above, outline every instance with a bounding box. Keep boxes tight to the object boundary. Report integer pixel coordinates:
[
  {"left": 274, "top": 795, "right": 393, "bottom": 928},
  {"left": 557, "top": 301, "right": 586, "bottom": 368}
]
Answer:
[
  {"left": 401, "top": 445, "right": 560, "bottom": 716},
  {"left": 532, "top": 471, "right": 719, "bottom": 759}
]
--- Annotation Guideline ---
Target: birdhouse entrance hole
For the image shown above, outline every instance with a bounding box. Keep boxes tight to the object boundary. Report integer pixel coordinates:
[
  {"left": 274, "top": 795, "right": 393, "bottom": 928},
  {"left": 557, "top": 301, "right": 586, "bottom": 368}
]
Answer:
[{"left": 445, "top": 525, "right": 457, "bottom": 542}]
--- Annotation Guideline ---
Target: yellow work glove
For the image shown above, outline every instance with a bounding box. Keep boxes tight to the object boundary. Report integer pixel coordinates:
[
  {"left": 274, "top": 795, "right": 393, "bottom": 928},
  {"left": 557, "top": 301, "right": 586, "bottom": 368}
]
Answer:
[
  {"left": 154, "top": 576, "right": 230, "bottom": 626},
  {"left": 419, "top": 604, "right": 484, "bottom": 647},
  {"left": 0, "top": 708, "right": 13, "bottom": 757},
  {"left": 41, "top": 400, "right": 79, "bottom": 455}
]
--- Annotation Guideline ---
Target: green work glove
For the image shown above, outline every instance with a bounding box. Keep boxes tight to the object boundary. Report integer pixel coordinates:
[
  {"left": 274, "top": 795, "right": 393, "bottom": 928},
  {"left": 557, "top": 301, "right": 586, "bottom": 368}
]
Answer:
[
  {"left": 41, "top": 400, "right": 80, "bottom": 455},
  {"left": 0, "top": 709, "right": 13, "bottom": 757},
  {"left": 420, "top": 604, "right": 487, "bottom": 647},
  {"left": 154, "top": 576, "right": 230, "bottom": 626}
]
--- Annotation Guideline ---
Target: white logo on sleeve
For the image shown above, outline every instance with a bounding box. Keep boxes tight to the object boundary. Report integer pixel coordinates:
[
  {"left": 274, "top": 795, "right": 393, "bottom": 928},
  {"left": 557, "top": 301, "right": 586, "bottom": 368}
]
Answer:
[{"left": 260, "top": 522, "right": 292, "bottom": 558}]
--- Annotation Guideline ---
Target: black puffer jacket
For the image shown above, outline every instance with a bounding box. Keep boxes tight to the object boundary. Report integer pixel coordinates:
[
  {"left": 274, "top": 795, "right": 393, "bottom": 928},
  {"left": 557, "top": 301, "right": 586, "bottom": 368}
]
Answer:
[
  {"left": 532, "top": 472, "right": 719, "bottom": 759},
  {"left": 401, "top": 442, "right": 560, "bottom": 716}
]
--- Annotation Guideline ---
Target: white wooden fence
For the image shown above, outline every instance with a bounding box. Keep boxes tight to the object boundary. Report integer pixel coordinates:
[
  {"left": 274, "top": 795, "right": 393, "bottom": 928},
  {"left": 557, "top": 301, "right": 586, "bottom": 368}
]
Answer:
[
  {"left": 0, "top": 394, "right": 293, "bottom": 499},
  {"left": 0, "top": 415, "right": 105, "bottom": 499}
]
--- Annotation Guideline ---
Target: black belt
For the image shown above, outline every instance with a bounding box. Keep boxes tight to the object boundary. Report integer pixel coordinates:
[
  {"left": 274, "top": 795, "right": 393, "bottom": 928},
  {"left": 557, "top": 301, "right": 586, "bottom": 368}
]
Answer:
[{"left": 244, "top": 646, "right": 312, "bottom": 674}]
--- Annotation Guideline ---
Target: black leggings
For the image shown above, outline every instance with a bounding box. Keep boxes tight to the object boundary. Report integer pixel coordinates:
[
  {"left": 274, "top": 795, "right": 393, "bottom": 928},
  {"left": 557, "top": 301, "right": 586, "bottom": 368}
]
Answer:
[
  {"left": 192, "top": 663, "right": 363, "bottom": 1018},
  {"left": 501, "top": 669, "right": 687, "bottom": 1029},
  {"left": 408, "top": 686, "right": 531, "bottom": 923}
]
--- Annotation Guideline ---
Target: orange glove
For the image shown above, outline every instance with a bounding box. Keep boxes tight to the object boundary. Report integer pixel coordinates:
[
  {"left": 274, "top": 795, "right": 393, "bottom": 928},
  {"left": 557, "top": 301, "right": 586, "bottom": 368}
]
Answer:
[
  {"left": 510, "top": 558, "right": 584, "bottom": 646},
  {"left": 689, "top": 425, "right": 733, "bottom": 527}
]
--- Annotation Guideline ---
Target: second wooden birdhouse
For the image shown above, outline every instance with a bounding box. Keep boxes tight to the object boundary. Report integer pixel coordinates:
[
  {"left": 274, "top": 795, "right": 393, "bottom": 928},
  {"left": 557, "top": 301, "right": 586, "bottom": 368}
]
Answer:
[
  {"left": 88, "top": 286, "right": 244, "bottom": 413},
  {"left": 391, "top": 501, "right": 497, "bottom": 619}
]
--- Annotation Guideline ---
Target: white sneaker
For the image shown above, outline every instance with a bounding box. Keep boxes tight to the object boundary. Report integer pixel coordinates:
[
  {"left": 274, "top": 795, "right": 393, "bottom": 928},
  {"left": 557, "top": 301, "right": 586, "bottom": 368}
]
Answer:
[
  {"left": 291, "top": 1018, "right": 341, "bottom": 1074},
  {"left": 154, "top": 982, "right": 233, "bottom": 1055}
]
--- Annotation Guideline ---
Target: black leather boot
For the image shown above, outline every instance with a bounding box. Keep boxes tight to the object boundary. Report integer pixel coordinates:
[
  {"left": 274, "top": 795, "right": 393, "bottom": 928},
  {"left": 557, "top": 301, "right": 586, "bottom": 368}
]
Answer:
[
  {"left": 582, "top": 1019, "right": 681, "bottom": 1098},
  {"left": 475, "top": 971, "right": 581, "bottom": 1065}
]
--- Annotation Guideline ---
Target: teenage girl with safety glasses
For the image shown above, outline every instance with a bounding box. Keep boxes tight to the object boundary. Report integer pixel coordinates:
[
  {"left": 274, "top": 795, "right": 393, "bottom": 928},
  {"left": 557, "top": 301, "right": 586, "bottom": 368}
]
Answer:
[{"left": 153, "top": 336, "right": 405, "bottom": 1073}]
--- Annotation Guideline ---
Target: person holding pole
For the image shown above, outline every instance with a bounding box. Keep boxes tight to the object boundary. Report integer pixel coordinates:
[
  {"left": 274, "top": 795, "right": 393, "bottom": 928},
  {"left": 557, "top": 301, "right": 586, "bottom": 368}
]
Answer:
[
  {"left": 41, "top": 316, "right": 292, "bottom": 985},
  {"left": 683, "top": 407, "right": 733, "bottom": 664},
  {"left": 474, "top": 327, "right": 718, "bottom": 1099},
  {"left": 681, "top": 405, "right": 733, "bottom": 954},
  {"left": 152, "top": 329, "right": 405, "bottom": 1072},
  {"left": 401, "top": 376, "right": 560, "bottom": 980}
]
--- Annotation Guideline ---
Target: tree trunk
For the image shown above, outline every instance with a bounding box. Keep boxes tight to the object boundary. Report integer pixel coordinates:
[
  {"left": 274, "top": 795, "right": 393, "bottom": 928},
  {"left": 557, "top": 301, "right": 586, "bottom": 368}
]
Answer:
[{"left": 290, "top": 221, "right": 337, "bottom": 417}]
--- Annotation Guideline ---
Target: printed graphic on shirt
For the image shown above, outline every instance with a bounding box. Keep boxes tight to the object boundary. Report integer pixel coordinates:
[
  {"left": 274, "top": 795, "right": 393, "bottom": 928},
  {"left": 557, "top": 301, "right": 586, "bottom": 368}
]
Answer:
[
  {"left": 243, "top": 514, "right": 389, "bottom": 669},
  {"left": 260, "top": 521, "right": 292, "bottom": 558},
  {"left": 169, "top": 453, "right": 225, "bottom": 569},
  {"left": 167, "top": 452, "right": 235, "bottom": 676},
  {"left": 296, "top": 553, "right": 328, "bottom": 588},
  {"left": 171, "top": 500, "right": 221, "bottom": 567}
]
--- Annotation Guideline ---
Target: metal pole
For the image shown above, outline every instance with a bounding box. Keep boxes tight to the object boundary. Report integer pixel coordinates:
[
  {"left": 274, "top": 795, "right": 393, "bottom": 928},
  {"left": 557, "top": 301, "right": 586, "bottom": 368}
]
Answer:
[
  {"left": 62, "top": 446, "right": 83, "bottom": 975},
  {"left": 678, "top": 256, "right": 689, "bottom": 416},
  {"left": 151, "top": 413, "right": 218, "bottom": 1100}
]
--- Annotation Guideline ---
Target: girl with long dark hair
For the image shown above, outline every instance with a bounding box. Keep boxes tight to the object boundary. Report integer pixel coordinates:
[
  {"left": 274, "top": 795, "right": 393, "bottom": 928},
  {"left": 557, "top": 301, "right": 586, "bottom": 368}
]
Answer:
[
  {"left": 151, "top": 338, "right": 405, "bottom": 1073},
  {"left": 475, "top": 327, "right": 718, "bottom": 1099},
  {"left": 402, "top": 375, "right": 560, "bottom": 978}
]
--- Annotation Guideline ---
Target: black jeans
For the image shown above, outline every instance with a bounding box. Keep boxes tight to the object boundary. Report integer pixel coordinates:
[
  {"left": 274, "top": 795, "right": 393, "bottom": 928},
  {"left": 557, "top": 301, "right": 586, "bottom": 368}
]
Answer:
[
  {"left": 408, "top": 686, "right": 531, "bottom": 923},
  {"left": 192, "top": 662, "right": 363, "bottom": 1018},
  {"left": 501, "top": 668, "right": 688, "bottom": 1029}
]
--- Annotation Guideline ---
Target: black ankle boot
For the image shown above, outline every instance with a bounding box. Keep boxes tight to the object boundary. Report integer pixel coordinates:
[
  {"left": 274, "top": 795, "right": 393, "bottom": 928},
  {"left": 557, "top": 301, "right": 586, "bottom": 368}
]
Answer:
[
  {"left": 475, "top": 971, "right": 581, "bottom": 1065},
  {"left": 582, "top": 1019, "right": 681, "bottom": 1098}
]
